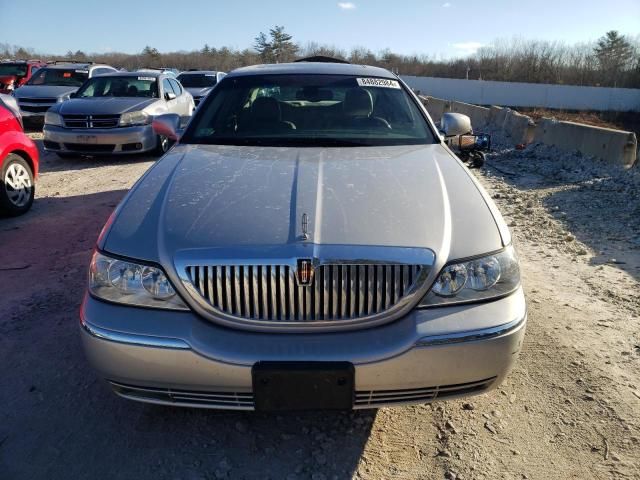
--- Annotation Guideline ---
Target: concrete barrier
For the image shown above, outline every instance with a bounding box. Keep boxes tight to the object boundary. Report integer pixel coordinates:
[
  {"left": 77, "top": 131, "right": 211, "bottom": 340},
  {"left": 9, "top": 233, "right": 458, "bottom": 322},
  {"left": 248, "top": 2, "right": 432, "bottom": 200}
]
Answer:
[
  {"left": 503, "top": 110, "right": 536, "bottom": 144},
  {"left": 419, "top": 96, "right": 450, "bottom": 122},
  {"left": 421, "top": 95, "right": 637, "bottom": 167},
  {"left": 448, "top": 101, "right": 491, "bottom": 128},
  {"left": 534, "top": 118, "right": 638, "bottom": 168}
]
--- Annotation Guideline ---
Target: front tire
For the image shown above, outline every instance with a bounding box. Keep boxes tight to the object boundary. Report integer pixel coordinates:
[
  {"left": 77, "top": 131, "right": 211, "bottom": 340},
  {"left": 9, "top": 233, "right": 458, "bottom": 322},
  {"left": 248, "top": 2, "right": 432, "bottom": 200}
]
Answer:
[
  {"left": 153, "top": 135, "right": 170, "bottom": 157},
  {"left": 0, "top": 154, "right": 35, "bottom": 216}
]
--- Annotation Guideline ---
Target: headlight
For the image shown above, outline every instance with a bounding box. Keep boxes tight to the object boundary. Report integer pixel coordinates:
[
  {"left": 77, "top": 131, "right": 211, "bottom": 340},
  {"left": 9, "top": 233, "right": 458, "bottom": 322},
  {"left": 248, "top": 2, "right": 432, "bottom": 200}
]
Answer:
[
  {"left": 419, "top": 245, "right": 520, "bottom": 307},
  {"left": 44, "top": 111, "right": 63, "bottom": 126},
  {"left": 119, "top": 111, "right": 151, "bottom": 126},
  {"left": 89, "top": 251, "right": 189, "bottom": 311}
]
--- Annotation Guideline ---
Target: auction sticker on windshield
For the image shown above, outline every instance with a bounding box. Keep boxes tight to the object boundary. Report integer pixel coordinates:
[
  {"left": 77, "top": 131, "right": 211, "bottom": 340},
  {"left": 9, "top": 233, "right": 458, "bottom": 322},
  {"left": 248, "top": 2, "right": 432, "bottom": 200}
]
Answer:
[
  {"left": 138, "top": 77, "right": 155, "bottom": 81},
  {"left": 357, "top": 78, "right": 400, "bottom": 89}
]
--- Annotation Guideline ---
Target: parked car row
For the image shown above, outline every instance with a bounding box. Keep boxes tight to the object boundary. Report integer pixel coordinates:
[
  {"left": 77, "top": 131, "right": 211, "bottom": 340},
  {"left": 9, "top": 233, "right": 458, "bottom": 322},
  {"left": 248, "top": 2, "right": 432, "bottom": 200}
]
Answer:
[
  {"left": 6, "top": 61, "right": 225, "bottom": 157},
  {"left": 43, "top": 71, "right": 194, "bottom": 156}
]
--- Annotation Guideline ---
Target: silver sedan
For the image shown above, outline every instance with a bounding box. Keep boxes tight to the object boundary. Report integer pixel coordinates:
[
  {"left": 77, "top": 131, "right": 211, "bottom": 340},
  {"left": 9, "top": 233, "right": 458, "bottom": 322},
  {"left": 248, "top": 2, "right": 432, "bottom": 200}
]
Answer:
[
  {"left": 43, "top": 72, "right": 194, "bottom": 157},
  {"left": 81, "top": 62, "right": 526, "bottom": 411}
]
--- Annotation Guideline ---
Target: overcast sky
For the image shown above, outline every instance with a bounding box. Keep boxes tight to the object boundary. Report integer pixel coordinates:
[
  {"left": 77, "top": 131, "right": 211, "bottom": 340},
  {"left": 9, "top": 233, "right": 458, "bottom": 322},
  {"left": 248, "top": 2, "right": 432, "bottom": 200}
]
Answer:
[{"left": 1, "top": 0, "right": 639, "bottom": 58}]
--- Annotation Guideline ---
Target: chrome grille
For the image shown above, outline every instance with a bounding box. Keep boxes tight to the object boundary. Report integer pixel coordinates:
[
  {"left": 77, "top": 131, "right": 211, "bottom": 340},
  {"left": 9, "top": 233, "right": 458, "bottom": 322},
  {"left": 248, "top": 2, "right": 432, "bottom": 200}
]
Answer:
[
  {"left": 184, "top": 263, "right": 424, "bottom": 323},
  {"left": 62, "top": 114, "right": 120, "bottom": 129},
  {"left": 18, "top": 97, "right": 56, "bottom": 104}
]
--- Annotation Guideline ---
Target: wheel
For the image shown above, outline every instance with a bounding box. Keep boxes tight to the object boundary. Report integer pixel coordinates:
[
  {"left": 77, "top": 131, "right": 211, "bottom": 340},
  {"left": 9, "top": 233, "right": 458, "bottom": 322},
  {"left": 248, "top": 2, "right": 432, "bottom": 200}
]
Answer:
[
  {"left": 0, "top": 154, "right": 35, "bottom": 216},
  {"left": 153, "top": 135, "right": 170, "bottom": 157},
  {"left": 471, "top": 152, "right": 485, "bottom": 168}
]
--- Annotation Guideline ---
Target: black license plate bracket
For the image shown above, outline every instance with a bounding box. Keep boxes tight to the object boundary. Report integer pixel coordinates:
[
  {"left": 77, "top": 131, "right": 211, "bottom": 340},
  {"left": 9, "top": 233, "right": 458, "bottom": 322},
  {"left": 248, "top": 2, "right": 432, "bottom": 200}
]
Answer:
[{"left": 252, "top": 362, "right": 354, "bottom": 411}]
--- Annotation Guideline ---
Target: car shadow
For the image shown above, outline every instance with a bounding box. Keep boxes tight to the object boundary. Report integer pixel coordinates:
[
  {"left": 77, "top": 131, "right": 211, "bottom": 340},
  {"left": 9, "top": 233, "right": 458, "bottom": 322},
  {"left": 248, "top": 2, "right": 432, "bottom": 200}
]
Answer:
[{"left": 0, "top": 189, "right": 377, "bottom": 479}]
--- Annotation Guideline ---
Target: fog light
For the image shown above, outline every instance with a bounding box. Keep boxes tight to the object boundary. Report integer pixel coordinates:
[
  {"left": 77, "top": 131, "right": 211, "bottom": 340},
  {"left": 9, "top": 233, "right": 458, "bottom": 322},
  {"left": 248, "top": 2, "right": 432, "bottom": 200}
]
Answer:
[{"left": 136, "top": 143, "right": 143, "bottom": 149}]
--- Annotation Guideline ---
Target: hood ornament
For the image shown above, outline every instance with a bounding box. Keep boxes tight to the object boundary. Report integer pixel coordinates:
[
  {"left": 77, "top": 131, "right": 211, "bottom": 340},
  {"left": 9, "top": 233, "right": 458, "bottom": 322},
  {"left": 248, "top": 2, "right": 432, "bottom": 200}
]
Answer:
[{"left": 301, "top": 213, "right": 310, "bottom": 241}]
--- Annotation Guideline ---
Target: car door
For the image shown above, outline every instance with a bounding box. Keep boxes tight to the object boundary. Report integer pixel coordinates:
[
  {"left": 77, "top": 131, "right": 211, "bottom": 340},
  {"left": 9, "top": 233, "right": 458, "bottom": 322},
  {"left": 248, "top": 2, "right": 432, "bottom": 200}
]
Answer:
[
  {"left": 161, "top": 78, "right": 178, "bottom": 114},
  {"left": 169, "top": 79, "right": 191, "bottom": 115}
]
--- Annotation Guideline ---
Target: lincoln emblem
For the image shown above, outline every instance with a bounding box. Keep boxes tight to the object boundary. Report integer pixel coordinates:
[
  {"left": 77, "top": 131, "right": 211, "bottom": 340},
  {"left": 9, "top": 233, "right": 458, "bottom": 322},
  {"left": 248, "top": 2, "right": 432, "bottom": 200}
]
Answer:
[{"left": 296, "top": 259, "right": 314, "bottom": 286}]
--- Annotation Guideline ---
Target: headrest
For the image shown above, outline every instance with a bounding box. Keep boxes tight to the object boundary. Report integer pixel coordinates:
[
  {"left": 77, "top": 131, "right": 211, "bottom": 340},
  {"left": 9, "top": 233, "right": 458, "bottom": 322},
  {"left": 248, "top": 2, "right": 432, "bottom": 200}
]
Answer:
[
  {"left": 252, "top": 96, "right": 281, "bottom": 123},
  {"left": 343, "top": 88, "right": 373, "bottom": 117}
]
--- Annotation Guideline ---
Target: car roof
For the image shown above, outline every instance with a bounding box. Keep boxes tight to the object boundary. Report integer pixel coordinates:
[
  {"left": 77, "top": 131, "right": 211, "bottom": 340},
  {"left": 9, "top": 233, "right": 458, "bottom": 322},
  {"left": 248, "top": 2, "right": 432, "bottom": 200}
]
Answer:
[
  {"left": 227, "top": 62, "right": 396, "bottom": 79},
  {"left": 93, "top": 71, "right": 162, "bottom": 78},
  {"left": 43, "top": 63, "right": 111, "bottom": 70},
  {"left": 178, "top": 70, "right": 218, "bottom": 75}
]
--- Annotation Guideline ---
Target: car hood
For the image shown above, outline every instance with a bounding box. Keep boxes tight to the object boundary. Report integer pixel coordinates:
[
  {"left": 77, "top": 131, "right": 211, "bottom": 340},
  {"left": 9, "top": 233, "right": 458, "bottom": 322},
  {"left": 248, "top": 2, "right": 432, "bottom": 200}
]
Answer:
[
  {"left": 185, "top": 87, "right": 212, "bottom": 98},
  {"left": 103, "top": 143, "right": 506, "bottom": 268},
  {"left": 13, "top": 85, "right": 78, "bottom": 99},
  {"left": 54, "top": 97, "right": 158, "bottom": 115}
]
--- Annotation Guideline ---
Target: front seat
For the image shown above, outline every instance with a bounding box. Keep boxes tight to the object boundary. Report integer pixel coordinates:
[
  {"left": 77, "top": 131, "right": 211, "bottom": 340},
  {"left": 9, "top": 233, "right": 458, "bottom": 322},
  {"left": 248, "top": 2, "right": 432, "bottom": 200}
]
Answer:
[
  {"left": 342, "top": 88, "right": 391, "bottom": 129},
  {"left": 249, "top": 97, "right": 295, "bottom": 132}
]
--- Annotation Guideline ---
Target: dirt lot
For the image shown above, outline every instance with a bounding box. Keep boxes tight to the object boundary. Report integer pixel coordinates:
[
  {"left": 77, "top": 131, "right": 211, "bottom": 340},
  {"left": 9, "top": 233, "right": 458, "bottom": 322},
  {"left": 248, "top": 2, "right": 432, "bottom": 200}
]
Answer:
[{"left": 0, "top": 133, "right": 638, "bottom": 480}]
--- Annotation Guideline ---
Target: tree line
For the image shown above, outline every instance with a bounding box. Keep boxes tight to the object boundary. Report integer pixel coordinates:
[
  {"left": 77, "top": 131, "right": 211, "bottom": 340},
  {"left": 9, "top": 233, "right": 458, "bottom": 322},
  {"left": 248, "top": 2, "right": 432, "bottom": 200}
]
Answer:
[{"left": 2, "top": 29, "right": 638, "bottom": 88}]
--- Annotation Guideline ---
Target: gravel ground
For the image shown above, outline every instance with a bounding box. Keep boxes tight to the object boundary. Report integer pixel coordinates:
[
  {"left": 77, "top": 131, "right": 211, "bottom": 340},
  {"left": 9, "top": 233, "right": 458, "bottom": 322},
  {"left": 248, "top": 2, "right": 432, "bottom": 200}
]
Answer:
[{"left": 0, "top": 132, "right": 638, "bottom": 480}]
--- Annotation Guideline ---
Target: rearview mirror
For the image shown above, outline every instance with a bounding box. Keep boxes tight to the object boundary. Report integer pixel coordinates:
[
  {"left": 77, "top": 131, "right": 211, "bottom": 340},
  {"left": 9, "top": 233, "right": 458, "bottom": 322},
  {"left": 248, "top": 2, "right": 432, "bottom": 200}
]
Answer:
[
  {"left": 165, "top": 91, "right": 176, "bottom": 101},
  {"left": 153, "top": 113, "right": 181, "bottom": 141},
  {"left": 440, "top": 112, "right": 472, "bottom": 137}
]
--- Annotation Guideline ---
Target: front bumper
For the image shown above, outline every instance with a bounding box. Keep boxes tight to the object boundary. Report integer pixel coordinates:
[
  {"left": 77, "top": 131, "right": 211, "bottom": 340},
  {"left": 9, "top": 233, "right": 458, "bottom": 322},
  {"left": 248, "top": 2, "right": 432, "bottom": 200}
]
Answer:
[
  {"left": 80, "top": 288, "right": 527, "bottom": 410},
  {"left": 43, "top": 124, "right": 157, "bottom": 155}
]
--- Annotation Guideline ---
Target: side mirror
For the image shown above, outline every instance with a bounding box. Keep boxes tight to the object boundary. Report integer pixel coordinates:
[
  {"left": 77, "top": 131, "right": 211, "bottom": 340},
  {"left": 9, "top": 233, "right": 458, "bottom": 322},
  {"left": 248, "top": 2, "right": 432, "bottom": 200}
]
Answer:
[
  {"left": 165, "top": 91, "right": 176, "bottom": 101},
  {"left": 153, "top": 113, "right": 181, "bottom": 141},
  {"left": 69, "top": 92, "right": 77, "bottom": 98},
  {"left": 440, "top": 112, "right": 472, "bottom": 137}
]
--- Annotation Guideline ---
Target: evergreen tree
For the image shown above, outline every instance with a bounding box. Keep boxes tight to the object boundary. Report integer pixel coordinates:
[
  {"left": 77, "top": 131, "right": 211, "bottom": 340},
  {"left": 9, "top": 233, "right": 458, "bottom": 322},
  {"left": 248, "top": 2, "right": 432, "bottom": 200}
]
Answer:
[{"left": 594, "top": 31, "right": 634, "bottom": 86}]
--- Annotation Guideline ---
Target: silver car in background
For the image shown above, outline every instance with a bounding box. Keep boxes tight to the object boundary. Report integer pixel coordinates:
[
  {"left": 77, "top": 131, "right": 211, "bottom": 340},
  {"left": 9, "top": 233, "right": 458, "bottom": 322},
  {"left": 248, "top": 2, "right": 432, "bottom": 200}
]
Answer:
[
  {"left": 81, "top": 62, "right": 526, "bottom": 411},
  {"left": 176, "top": 70, "right": 226, "bottom": 107},
  {"left": 43, "top": 72, "right": 194, "bottom": 157},
  {"left": 12, "top": 62, "right": 117, "bottom": 123}
]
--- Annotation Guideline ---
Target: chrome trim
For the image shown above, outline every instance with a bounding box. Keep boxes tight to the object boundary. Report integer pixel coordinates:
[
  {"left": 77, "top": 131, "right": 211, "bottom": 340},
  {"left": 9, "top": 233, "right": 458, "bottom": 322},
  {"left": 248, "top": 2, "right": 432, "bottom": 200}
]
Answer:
[
  {"left": 415, "top": 314, "right": 526, "bottom": 347},
  {"left": 173, "top": 244, "right": 436, "bottom": 333},
  {"left": 81, "top": 318, "right": 190, "bottom": 350}
]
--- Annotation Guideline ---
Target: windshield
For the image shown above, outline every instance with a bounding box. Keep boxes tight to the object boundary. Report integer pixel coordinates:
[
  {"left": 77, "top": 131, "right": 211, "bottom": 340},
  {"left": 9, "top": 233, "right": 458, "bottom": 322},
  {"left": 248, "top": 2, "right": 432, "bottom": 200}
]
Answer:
[
  {"left": 177, "top": 73, "right": 218, "bottom": 88},
  {"left": 26, "top": 68, "right": 88, "bottom": 86},
  {"left": 75, "top": 76, "right": 159, "bottom": 98},
  {"left": 0, "top": 64, "right": 28, "bottom": 77},
  {"left": 182, "top": 74, "right": 436, "bottom": 147}
]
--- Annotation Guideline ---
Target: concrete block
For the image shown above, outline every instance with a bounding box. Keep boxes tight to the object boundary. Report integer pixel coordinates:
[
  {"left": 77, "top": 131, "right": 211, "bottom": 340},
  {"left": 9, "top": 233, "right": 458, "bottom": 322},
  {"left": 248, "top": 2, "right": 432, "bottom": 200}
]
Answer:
[
  {"left": 449, "top": 101, "right": 491, "bottom": 128},
  {"left": 534, "top": 119, "right": 637, "bottom": 167},
  {"left": 489, "top": 106, "right": 508, "bottom": 130},
  {"left": 503, "top": 110, "right": 534, "bottom": 144},
  {"left": 421, "top": 96, "right": 450, "bottom": 123}
]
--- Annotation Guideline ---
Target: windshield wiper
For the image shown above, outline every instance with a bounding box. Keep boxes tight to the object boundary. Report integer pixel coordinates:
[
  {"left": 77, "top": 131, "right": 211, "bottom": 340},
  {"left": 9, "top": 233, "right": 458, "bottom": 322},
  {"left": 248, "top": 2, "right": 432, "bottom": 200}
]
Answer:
[{"left": 194, "top": 137, "right": 372, "bottom": 147}]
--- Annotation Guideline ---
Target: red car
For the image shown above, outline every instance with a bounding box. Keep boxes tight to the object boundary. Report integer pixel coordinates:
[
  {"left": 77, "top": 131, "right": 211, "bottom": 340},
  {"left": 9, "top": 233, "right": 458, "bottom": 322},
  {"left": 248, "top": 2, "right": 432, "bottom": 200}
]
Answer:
[
  {"left": 0, "top": 60, "right": 47, "bottom": 94},
  {"left": 0, "top": 94, "right": 39, "bottom": 215}
]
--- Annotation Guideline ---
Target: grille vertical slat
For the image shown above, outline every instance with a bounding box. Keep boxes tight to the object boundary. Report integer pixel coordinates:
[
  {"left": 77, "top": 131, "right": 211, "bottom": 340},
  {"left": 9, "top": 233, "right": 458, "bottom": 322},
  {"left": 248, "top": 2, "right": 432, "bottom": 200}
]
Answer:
[
  {"left": 234, "top": 267, "right": 242, "bottom": 316},
  {"left": 340, "top": 266, "right": 348, "bottom": 318},
  {"left": 270, "top": 266, "right": 278, "bottom": 320},
  {"left": 251, "top": 267, "right": 260, "bottom": 319},
  {"left": 288, "top": 268, "right": 296, "bottom": 321},
  {"left": 279, "top": 266, "right": 288, "bottom": 321},
  {"left": 186, "top": 263, "right": 424, "bottom": 324},
  {"left": 331, "top": 266, "right": 339, "bottom": 319},
  {"left": 207, "top": 266, "right": 215, "bottom": 307},
  {"left": 243, "top": 266, "right": 251, "bottom": 318}
]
